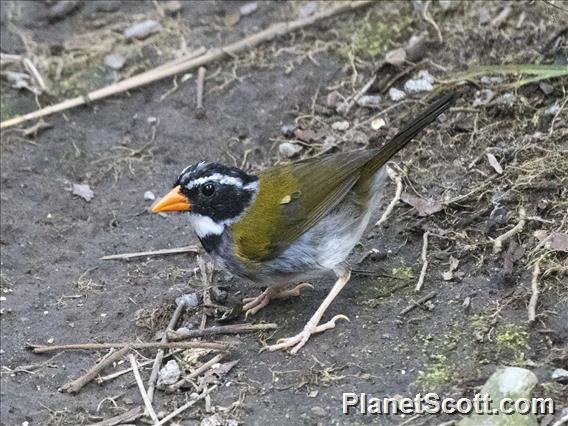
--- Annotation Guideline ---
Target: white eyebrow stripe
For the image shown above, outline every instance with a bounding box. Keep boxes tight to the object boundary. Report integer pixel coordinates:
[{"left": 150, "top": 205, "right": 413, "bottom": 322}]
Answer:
[{"left": 185, "top": 173, "right": 244, "bottom": 189}]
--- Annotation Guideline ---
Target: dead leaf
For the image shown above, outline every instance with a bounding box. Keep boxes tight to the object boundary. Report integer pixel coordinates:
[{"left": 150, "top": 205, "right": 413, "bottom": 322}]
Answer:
[
  {"left": 547, "top": 232, "right": 568, "bottom": 252},
  {"left": 401, "top": 192, "right": 443, "bottom": 216},
  {"left": 294, "top": 128, "right": 319, "bottom": 143},
  {"left": 442, "top": 256, "right": 460, "bottom": 281},
  {"left": 223, "top": 12, "right": 240, "bottom": 27},
  {"left": 385, "top": 47, "right": 406, "bottom": 66},
  {"left": 486, "top": 153, "right": 503, "bottom": 174},
  {"left": 199, "top": 360, "right": 239, "bottom": 388},
  {"left": 72, "top": 183, "right": 94, "bottom": 202}
]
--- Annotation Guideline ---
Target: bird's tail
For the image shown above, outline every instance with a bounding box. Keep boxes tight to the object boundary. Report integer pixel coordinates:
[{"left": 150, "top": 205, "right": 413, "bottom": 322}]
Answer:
[{"left": 365, "top": 92, "right": 455, "bottom": 175}]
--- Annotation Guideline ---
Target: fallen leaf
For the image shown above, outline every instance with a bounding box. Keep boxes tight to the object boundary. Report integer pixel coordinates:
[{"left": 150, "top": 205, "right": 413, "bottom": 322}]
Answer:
[
  {"left": 547, "top": 232, "right": 568, "bottom": 252},
  {"left": 486, "top": 153, "right": 503, "bottom": 174},
  {"left": 72, "top": 183, "right": 94, "bottom": 202},
  {"left": 401, "top": 192, "right": 443, "bottom": 216},
  {"left": 199, "top": 360, "right": 239, "bottom": 389},
  {"left": 294, "top": 128, "right": 319, "bottom": 143},
  {"left": 385, "top": 47, "right": 406, "bottom": 66},
  {"left": 223, "top": 12, "right": 240, "bottom": 27}
]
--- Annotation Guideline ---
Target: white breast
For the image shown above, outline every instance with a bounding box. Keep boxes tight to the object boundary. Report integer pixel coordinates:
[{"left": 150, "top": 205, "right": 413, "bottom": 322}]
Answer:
[{"left": 189, "top": 214, "right": 225, "bottom": 238}]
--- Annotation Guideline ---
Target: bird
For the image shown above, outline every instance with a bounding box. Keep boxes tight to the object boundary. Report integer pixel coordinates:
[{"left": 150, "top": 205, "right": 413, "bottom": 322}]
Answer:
[{"left": 151, "top": 92, "right": 454, "bottom": 354}]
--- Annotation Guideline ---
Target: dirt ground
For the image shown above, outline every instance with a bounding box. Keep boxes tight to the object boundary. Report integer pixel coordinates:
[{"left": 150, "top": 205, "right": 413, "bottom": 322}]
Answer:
[{"left": 1, "top": 1, "right": 567, "bottom": 425}]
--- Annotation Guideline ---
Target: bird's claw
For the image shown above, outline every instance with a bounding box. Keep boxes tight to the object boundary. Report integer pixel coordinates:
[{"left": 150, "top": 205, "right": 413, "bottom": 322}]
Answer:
[
  {"left": 260, "top": 314, "right": 350, "bottom": 354},
  {"left": 243, "top": 283, "right": 313, "bottom": 318}
]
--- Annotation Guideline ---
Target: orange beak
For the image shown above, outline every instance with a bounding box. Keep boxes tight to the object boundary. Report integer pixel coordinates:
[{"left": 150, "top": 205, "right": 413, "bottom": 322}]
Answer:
[{"left": 151, "top": 185, "right": 191, "bottom": 213}]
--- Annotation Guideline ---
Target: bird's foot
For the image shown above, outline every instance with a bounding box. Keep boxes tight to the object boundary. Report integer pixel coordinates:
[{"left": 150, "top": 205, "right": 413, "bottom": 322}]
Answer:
[
  {"left": 242, "top": 283, "right": 313, "bottom": 318},
  {"left": 260, "top": 314, "right": 349, "bottom": 355}
]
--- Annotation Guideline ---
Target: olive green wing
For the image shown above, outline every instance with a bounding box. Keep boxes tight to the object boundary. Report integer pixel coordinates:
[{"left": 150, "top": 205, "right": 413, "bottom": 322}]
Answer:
[{"left": 231, "top": 150, "right": 375, "bottom": 262}]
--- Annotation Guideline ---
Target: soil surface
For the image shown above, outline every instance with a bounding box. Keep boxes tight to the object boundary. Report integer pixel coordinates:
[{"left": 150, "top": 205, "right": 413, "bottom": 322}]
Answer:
[{"left": 1, "top": 1, "right": 567, "bottom": 425}]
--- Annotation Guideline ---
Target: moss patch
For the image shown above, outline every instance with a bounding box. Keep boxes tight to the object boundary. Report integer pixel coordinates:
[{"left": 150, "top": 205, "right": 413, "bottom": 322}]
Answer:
[
  {"left": 337, "top": 10, "right": 414, "bottom": 61},
  {"left": 415, "top": 354, "right": 457, "bottom": 391}
]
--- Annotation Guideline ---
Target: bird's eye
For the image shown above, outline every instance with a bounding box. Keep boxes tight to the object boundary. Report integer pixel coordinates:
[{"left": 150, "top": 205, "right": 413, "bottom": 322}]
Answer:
[{"left": 201, "top": 183, "right": 215, "bottom": 197}]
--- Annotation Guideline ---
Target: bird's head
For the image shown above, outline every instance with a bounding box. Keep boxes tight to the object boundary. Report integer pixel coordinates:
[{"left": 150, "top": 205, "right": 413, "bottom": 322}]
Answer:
[{"left": 151, "top": 162, "right": 259, "bottom": 238}]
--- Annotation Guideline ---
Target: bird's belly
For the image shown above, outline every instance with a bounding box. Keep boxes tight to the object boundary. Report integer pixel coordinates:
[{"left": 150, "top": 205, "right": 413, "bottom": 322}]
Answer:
[
  {"left": 265, "top": 169, "right": 387, "bottom": 277},
  {"left": 219, "top": 168, "right": 387, "bottom": 284}
]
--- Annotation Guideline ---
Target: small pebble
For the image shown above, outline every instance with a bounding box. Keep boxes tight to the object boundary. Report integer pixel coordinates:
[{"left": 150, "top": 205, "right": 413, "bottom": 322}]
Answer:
[
  {"left": 157, "top": 360, "right": 181, "bottom": 386},
  {"left": 104, "top": 53, "right": 126, "bottom": 70},
  {"left": 438, "top": 0, "right": 459, "bottom": 11},
  {"left": 311, "top": 406, "right": 326, "bottom": 417},
  {"left": 404, "top": 70, "right": 434, "bottom": 93},
  {"left": 176, "top": 292, "right": 198, "bottom": 308},
  {"left": 539, "top": 82, "right": 554, "bottom": 95},
  {"left": 552, "top": 368, "right": 568, "bottom": 380},
  {"left": 144, "top": 191, "right": 155, "bottom": 201},
  {"left": 279, "top": 142, "right": 303, "bottom": 158},
  {"left": 405, "top": 32, "right": 427, "bottom": 62},
  {"left": 389, "top": 87, "right": 406, "bottom": 101},
  {"left": 495, "top": 93, "right": 516, "bottom": 106},
  {"left": 162, "top": 0, "right": 183, "bottom": 16},
  {"left": 280, "top": 123, "right": 296, "bottom": 137},
  {"left": 544, "top": 103, "right": 560, "bottom": 115},
  {"left": 297, "top": 1, "right": 317, "bottom": 19},
  {"left": 473, "top": 89, "right": 496, "bottom": 107},
  {"left": 48, "top": 0, "right": 81, "bottom": 21},
  {"left": 371, "top": 117, "right": 386, "bottom": 130},
  {"left": 124, "top": 20, "right": 162, "bottom": 40},
  {"left": 239, "top": 2, "right": 258, "bottom": 16},
  {"left": 95, "top": 1, "right": 120, "bottom": 12},
  {"left": 356, "top": 95, "right": 381, "bottom": 108},
  {"left": 385, "top": 47, "right": 406, "bottom": 66},
  {"left": 331, "top": 120, "right": 350, "bottom": 131}
]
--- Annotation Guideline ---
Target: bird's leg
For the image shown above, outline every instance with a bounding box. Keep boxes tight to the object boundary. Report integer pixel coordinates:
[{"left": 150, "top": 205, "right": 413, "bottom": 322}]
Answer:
[
  {"left": 243, "top": 283, "right": 313, "bottom": 318},
  {"left": 261, "top": 267, "right": 351, "bottom": 354}
]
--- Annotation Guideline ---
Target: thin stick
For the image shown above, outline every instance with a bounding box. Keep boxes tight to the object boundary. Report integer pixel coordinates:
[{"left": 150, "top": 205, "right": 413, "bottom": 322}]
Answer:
[
  {"left": 146, "top": 301, "right": 188, "bottom": 402},
  {"left": 195, "top": 66, "right": 206, "bottom": 118},
  {"left": 337, "top": 74, "right": 377, "bottom": 115},
  {"left": 101, "top": 245, "right": 199, "bottom": 260},
  {"left": 422, "top": 0, "right": 443, "bottom": 43},
  {"left": 97, "top": 349, "right": 183, "bottom": 384},
  {"left": 87, "top": 406, "right": 143, "bottom": 426},
  {"left": 166, "top": 353, "right": 226, "bottom": 392},
  {"left": 128, "top": 354, "right": 159, "bottom": 423},
  {"left": 376, "top": 166, "right": 403, "bottom": 226},
  {"left": 528, "top": 258, "right": 541, "bottom": 323},
  {"left": 29, "top": 341, "right": 230, "bottom": 354},
  {"left": 154, "top": 385, "right": 218, "bottom": 426},
  {"left": 167, "top": 323, "right": 278, "bottom": 341},
  {"left": 415, "top": 231, "right": 430, "bottom": 291},
  {"left": 400, "top": 291, "right": 437, "bottom": 315},
  {"left": 1, "top": 1, "right": 373, "bottom": 129},
  {"left": 493, "top": 207, "right": 527, "bottom": 254},
  {"left": 60, "top": 345, "right": 130, "bottom": 394}
]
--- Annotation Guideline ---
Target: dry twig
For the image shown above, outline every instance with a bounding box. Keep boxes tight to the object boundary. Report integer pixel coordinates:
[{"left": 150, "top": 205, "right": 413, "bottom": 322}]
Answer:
[
  {"left": 167, "top": 323, "right": 278, "bottom": 341},
  {"left": 415, "top": 231, "right": 430, "bottom": 291},
  {"left": 528, "top": 258, "right": 541, "bottom": 323},
  {"left": 493, "top": 207, "right": 527, "bottom": 254},
  {"left": 1, "top": 1, "right": 373, "bottom": 129},
  {"left": 146, "top": 300, "right": 188, "bottom": 402},
  {"left": 422, "top": 0, "right": 443, "bottom": 43},
  {"left": 155, "top": 385, "right": 218, "bottom": 426},
  {"left": 60, "top": 346, "right": 130, "bottom": 394},
  {"left": 29, "top": 341, "right": 230, "bottom": 354},
  {"left": 376, "top": 166, "right": 403, "bottom": 226},
  {"left": 166, "top": 353, "right": 226, "bottom": 392},
  {"left": 101, "top": 245, "right": 199, "bottom": 260},
  {"left": 400, "top": 291, "right": 437, "bottom": 315},
  {"left": 87, "top": 406, "right": 143, "bottom": 426},
  {"left": 196, "top": 66, "right": 206, "bottom": 118},
  {"left": 128, "top": 354, "right": 159, "bottom": 423}
]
